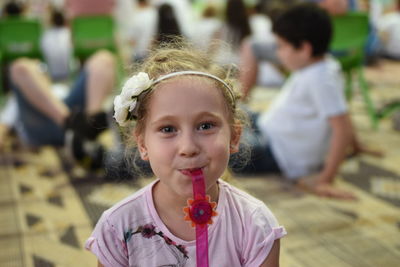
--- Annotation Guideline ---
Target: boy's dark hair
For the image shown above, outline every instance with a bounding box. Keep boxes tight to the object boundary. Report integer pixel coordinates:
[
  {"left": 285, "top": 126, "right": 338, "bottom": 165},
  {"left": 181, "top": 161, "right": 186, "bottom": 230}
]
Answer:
[{"left": 272, "top": 3, "right": 332, "bottom": 57}]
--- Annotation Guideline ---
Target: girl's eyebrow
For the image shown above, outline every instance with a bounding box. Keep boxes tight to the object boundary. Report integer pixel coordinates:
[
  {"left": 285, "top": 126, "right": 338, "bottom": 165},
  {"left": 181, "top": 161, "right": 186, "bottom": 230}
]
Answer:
[
  {"left": 195, "top": 111, "right": 223, "bottom": 119},
  {"left": 149, "top": 115, "right": 176, "bottom": 127},
  {"left": 149, "top": 111, "right": 223, "bottom": 126}
]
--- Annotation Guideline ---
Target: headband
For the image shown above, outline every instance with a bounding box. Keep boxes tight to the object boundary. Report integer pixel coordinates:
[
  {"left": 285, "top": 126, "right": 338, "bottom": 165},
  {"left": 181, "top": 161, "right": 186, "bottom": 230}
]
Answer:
[{"left": 113, "top": 71, "right": 236, "bottom": 126}]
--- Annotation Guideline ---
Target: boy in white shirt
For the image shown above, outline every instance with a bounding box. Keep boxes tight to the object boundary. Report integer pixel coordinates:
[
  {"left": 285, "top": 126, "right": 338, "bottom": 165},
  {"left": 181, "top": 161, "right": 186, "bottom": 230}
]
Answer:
[{"left": 235, "top": 3, "right": 368, "bottom": 200}]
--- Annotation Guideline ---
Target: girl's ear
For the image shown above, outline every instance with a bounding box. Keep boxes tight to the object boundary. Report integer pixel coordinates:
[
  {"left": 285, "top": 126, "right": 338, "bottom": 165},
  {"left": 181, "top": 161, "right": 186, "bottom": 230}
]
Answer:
[
  {"left": 230, "top": 124, "right": 242, "bottom": 154},
  {"left": 135, "top": 132, "right": 149, "bottom": 161}
]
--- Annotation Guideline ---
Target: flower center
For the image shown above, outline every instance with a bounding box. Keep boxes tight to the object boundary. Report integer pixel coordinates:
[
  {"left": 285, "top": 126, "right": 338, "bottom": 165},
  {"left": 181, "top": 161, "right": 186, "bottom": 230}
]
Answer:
[{"left": 189, "top": 199, "right": 213, "bottom": 225}]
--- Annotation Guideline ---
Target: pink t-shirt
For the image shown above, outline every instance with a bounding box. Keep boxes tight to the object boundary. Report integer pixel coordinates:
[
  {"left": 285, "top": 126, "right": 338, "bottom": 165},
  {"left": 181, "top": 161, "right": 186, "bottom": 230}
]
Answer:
[{"left": 85, "top": 179, "right": 286, "bottom": 266}]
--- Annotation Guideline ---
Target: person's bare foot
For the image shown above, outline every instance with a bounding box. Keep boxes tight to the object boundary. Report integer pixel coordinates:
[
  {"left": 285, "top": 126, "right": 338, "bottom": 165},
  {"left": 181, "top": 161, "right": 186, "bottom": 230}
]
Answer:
[
  {"left": 349, "top": 142, "right": 384, "bottom": 158},
  {"left": 312, "top": 183, "right": 357, "bottom": 200},
  {"left": 297, "top": 176, "right": 358, "bottom": 200}
]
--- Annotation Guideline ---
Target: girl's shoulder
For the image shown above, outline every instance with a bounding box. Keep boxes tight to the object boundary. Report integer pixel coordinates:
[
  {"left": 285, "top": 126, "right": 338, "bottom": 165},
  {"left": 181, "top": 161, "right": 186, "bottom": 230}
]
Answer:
[
  {"left": 218, "top": 179, "right": 272, "bottom": 215},
  {"left": 102, "top": 180, "right": 156, "bottom": 223},
  {"left": 217, "top": 179, "right": 284, "bottom": 235}
]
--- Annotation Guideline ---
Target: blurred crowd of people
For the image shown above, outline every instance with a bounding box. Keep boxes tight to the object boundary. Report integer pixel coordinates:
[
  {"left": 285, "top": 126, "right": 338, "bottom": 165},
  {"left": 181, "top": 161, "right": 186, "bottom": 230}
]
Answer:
[{"left": 0, "top": 0, "right": 399, "bottom": 85}]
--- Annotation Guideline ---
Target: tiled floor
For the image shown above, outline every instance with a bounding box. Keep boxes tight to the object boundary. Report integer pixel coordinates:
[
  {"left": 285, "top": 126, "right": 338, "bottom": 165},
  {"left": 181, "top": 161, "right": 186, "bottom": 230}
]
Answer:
[{"left": 1, "top": 59, "right": 400, "bottom": 266}]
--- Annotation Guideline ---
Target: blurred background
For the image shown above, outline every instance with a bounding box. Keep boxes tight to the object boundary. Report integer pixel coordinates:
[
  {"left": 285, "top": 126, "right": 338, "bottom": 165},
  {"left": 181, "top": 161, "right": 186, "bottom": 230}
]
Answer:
[{"left": 0, "top": 0, "right": 399, "bottom": 266}]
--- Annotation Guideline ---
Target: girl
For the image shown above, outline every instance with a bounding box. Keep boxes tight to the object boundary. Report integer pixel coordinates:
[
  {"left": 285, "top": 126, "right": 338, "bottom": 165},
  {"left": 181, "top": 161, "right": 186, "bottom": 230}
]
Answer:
[{"left": 85, "top": 44, "right": 286, "bottom": 266}]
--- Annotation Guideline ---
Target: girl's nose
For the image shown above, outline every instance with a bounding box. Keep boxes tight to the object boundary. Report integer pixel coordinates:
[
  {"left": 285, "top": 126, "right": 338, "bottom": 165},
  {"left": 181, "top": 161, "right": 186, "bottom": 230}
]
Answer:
[{"left": 178, "top": 132, "right": 200, "bottom": 157}]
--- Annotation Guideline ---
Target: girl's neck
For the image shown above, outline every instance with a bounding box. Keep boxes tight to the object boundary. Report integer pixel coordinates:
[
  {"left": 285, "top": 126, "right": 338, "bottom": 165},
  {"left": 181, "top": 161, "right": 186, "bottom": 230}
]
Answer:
[
  {"left": 153, "top": 181, "right": 219, "bottom": 214},
  {"left": 152, "top": 181, "right": 219, "bottom": 241}
]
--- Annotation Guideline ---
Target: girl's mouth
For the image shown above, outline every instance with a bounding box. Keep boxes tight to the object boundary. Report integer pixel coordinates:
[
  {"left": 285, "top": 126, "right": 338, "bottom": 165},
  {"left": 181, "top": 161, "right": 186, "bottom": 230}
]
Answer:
[{"left": 180, "top": 168, "right": 203, "bottom": 176}]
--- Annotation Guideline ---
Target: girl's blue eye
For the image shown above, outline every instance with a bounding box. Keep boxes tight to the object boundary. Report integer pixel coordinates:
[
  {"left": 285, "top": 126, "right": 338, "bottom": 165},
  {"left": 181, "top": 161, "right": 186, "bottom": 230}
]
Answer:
[
  {"left": 198, "top": 122, "right": 214, "bottom": 131},
  {"left": 160, "top": 126, "right": 175, "bottom": 133}
]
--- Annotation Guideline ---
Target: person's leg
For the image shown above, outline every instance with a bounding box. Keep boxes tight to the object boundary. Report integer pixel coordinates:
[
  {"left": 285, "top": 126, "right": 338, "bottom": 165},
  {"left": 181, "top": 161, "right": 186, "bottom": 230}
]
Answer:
[
  {"left": 230, "top": 110, "right": 281, "bottom": 174},
  {"left": 64, "top": 50, "right": 116, "bottom": 140},
  {"left": 233, "top": 142, "right": 280, "bottom": 174},
  {"left": 10, "top": 50, "right": 115, "bottom": 142},
  {"left": 84, "top": 50, "right": 116, "bottom": 115},
  {"left": 63, "top": 50, "right": 116, "bottom": 169},
  {"left": 10, "top": 58, "right": 70, "bottom": 126},
  {"left": 10, "top": 60, "right": 66, "bottom": 146}
]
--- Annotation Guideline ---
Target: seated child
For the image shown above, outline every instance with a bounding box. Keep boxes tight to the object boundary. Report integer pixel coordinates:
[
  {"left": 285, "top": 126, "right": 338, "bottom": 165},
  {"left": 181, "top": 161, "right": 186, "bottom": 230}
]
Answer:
[
  {"left": 0, "top": 50, "right": 115, "bottom": 169},
  {"left": 236, "top": 3, "right": 363, "bottom": 200}
]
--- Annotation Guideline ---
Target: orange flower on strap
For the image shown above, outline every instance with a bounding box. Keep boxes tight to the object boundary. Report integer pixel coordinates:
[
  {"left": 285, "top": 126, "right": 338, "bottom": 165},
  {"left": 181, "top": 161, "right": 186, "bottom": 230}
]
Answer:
[{"left": 183, "top": 194, "right": 218, "bottom": 228}]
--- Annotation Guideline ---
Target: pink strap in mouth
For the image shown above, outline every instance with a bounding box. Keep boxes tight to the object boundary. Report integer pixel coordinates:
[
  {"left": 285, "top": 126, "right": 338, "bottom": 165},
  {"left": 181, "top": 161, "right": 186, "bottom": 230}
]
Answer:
[
  {"left": 182, "top": 169, "right": 217, "bottom": 267},
  {"left": 191, "top": 169, "right": 208, "bottom": 267},
  {"left": 191, "top": 169, "right": 206, "bottom": 197}
]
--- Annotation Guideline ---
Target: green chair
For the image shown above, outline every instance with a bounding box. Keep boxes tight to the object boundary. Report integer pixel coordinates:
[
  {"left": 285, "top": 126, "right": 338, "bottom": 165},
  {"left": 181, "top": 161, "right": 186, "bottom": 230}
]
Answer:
[
  {"left": 0, "top": 17, "right": 43, "bottom": 61},
  {"left": 0, "top": 51, "right": 4, "bottom": 107},
  {"left": 330, "top": 12, "right": 399, "bottom": 129},
  {"left": 330, "top": 12, "right": 380, "bottom": 129},
  {"left": 71, "top": 15, "right": 127, "bottom": 94},
  {"left": 0, "top": 17, "right": 43, "bottom": 99},
  {"left": 71, "top": 15, "right": 116, "bottom": 61}
]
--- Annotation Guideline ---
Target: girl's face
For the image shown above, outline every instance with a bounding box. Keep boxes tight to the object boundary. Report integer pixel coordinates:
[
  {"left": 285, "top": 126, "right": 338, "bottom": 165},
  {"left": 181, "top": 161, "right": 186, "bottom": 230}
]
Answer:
[{"left": 136, "top": 77, "right": 239, "bottom": 201}]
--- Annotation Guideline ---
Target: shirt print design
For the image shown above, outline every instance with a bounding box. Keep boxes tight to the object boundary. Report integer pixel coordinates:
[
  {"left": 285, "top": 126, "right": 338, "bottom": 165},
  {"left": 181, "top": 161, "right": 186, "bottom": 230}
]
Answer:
[{"left": 123, "top": 223, "right": 189, "bottom": 266}]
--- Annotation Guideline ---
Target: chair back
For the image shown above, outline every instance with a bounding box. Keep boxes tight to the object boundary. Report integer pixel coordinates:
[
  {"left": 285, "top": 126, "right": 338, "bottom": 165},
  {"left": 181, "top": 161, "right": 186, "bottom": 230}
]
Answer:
[
  {"left": 0, "top": 17, "right": 43, "bottom": 61},
  {"left": 330, "top": 12, "right": 369, "bottom": 71},
  {"left": 71, "top": 15, "right": 116, "bottom": 60}
]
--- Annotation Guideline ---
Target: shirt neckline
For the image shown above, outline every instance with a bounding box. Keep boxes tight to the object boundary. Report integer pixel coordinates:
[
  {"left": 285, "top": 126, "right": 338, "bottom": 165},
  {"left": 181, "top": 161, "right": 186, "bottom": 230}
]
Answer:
[{"left": 145, "top": 179, "right": 225, "bottom": 246}]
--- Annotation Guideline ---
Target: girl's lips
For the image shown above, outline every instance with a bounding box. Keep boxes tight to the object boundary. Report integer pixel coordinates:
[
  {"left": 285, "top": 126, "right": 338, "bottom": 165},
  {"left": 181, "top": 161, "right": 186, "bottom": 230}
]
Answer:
[{"left": 180, "top": 168, "right": 203, "bottom": 176}]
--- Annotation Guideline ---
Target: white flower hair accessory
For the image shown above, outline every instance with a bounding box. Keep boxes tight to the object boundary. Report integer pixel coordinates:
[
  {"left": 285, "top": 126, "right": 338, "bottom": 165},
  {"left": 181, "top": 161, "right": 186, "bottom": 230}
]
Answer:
[
  {"left": 113, "top": 72, "right": 153, "bottom": 126},
  {"left": 113, "top": 70, "right": 236, "bottom": 126}
]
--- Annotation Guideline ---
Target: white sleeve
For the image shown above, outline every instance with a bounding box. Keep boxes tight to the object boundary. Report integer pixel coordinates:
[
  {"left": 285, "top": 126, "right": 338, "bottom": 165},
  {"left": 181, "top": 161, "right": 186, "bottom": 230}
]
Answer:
[{"left": 308, "top": 63, "right": 348, "bottom": 118}]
